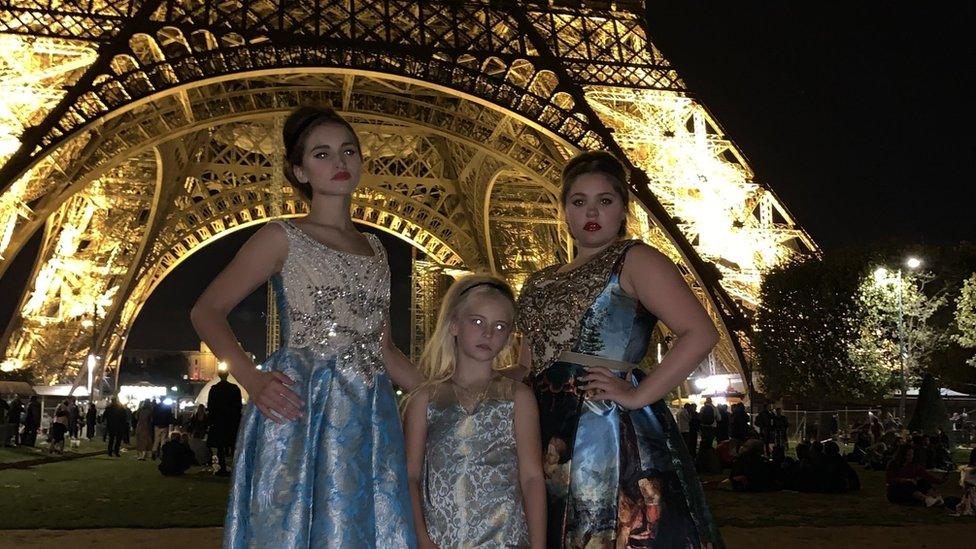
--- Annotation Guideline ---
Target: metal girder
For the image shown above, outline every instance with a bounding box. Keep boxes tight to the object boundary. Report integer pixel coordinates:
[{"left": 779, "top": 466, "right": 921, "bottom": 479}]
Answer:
[
  {"left": 0, "top": 1, "right": 680, "bottom": 198},
  {"left": 506, "top": 6, "right": 756, "bottom": 388},
  {"left": 0, "top": 2, "right": 819, "bottom": 389},
  {"left": 0, "top": 76, "right": 566, "bottom": 279}
]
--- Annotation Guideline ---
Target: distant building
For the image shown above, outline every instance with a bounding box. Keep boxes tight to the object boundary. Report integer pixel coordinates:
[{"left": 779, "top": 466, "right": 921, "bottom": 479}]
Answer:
[{"left": 122, "top": 342, "right": 250, "bottom": 384}]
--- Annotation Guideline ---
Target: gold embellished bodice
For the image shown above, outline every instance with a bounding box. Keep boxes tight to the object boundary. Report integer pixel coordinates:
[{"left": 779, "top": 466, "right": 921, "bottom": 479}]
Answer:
[
  {"left": 272, "top": 219, "right": 390, "bottom": 385},
  {"left": 517, "top": 240, "right": 640, "bottom": 374}
]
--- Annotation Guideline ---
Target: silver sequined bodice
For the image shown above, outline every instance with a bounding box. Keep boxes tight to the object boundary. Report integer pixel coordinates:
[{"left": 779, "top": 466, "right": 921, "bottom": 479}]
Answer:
[{"left": 274, "top": 220, "right": 389, "bottom": 386}]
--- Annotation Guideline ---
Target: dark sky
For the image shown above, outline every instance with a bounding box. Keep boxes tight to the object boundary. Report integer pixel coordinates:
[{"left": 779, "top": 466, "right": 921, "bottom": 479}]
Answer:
[
  {"left": 1, "top": 3, "right": 973, "bottom": 354},
  {"left": 643, "top": 2, "right": 974, "bottom": 250}
]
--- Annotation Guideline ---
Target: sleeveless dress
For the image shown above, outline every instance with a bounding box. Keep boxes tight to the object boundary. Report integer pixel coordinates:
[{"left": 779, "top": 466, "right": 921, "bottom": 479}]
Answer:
[
  {"left": 518, "top": 240, "right": 723, "bottom": 549},
  {"left": 223, "top": 220, "right": 417, "bottom": 548},
  {"left": 422, "top": 375, "right": 529, "bottom": 548}
]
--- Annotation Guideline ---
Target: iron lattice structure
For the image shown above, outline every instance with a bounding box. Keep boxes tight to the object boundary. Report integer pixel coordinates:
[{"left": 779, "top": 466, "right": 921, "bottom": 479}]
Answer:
[{"left": 0, "top": 1, "right": 816, "bottom": 390}]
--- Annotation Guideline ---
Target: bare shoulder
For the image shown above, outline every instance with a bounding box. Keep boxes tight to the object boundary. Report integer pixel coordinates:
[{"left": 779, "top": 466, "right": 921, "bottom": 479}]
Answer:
[
  {"left": 623, "top": 242, "right": 674, "bottom": 272},
  {"left": 404, "top": 385, "right": 432, "bottom": 414},
  {"left": 246, "top": 221, "right": 289, "bottom": 250}
]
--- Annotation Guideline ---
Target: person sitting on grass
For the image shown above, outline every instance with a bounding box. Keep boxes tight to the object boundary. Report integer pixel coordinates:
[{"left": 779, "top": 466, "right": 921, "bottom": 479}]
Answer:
[
  {"left": 818, "top": 441, "right": 860, "bottom": 493},
  {"left": 949, "top": 449, "right": 976, "bottom": 517},
  {"left": 158, "top": 431, "right": 194, "bottom": 476},
  {"left": 770, "top": 444, "right": 799, "bottom": 490},
  {"left": 861, "top": 440, "right": 890, "bottom": 471},
  {"left": 850, "top": 426, "right": 873, "bottom": 463},
  {"left": 730, "top": 439, "right": 778, "bottom": 492},
  {"left": 794, "top": 440, "right": 825, "bottom": 492},
  {"left": 886, "top": 444, "right": 946, "bottom": 507},
  {"left": 928, "top": 430, "right": 955, "bottom": 471}
]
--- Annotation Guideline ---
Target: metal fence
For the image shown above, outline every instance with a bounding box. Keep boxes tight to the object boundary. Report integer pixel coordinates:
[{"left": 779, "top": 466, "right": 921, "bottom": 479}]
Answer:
[{"left": 768, "top": 407, "right": 975, "bottom": 444}]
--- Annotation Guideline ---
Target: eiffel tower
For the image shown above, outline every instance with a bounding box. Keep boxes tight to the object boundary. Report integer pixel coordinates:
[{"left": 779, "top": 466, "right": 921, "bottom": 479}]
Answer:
[{"left": 0, "top": 1, "right": 816, "bottom": 393}]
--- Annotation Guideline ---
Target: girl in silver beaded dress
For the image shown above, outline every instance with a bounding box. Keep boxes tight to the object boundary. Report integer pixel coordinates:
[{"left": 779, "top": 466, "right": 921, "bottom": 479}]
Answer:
[
  {"left": 192, "top": 106, "right": 421, "bottom": 548},
  {"left": 403, "top": 275, "right": 547, "bottom": 548}
]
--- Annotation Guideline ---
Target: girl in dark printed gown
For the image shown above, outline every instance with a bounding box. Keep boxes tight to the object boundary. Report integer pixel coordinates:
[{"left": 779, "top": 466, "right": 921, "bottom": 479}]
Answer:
[{"left": 516, "top": 151, "right": 724, "bottom": 548}]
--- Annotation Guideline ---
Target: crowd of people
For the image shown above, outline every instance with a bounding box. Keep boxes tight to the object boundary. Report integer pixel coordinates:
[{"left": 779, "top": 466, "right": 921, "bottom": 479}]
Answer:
[
  {"left": 0, "top": 370, "right": 243, "bottom": 479},
  {"left": 1, "top": 394, "right": 41, "bottom": 447},
  {"left": 674, "top": 400, "right": 976, "bottom": 518}
]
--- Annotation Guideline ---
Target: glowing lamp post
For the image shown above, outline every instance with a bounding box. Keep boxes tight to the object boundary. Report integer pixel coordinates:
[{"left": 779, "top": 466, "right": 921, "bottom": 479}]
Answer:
[
  {"left": 86, "top": 354, "right": 96, "bottom": 398},
  {"left": 874, "top": 256, "right": 923, "bottom": 420}
]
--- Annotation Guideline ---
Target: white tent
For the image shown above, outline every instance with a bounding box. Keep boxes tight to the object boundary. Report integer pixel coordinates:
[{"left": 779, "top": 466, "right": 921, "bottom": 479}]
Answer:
[{"left": 904, "top": 387, "right": 970, "bottom": 397}]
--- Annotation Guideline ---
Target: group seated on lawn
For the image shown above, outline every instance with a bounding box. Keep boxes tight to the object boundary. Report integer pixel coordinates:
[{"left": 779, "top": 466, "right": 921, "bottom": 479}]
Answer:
[{"left": 702, "top": 417, "right": 975, "bottom": 517}]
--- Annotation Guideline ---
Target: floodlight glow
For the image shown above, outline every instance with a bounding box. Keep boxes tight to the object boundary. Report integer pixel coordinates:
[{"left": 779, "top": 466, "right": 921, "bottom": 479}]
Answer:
[
  {"left": 163, "top": 398, "right": 175, "bottom": 406},
  {"left": 906, "top": 257, "right": 922, "bottom": 269},
  {"left": 874, "top": 267, "right": 889, "bottom": 284}
]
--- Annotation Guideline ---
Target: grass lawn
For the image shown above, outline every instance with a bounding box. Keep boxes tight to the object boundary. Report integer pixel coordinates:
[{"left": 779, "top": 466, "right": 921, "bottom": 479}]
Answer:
[
  {"left": 0, "top": 452, "right": 230, "bottom": 529},
  {"left": 0, "top": 444, "right": 972, "bottom": 531},
  {"left": 705, "top": 466, "right": 969, "bottom": 528},
  {"left": 0, "top": 438, "right": 107, "bottom": 465}
]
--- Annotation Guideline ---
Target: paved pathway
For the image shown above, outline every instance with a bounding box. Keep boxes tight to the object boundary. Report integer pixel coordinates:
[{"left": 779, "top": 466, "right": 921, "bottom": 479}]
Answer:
[
  {"left": 2, "top": 524, "right": 975, "bottom": 548},
  {"left": 0, "top": 448, "right": 107, "bottom": 470}
]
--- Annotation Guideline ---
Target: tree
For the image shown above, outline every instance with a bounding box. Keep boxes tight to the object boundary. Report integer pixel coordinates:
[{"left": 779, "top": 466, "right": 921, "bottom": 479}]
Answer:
[
  {"left": 850, "top": 267, "right": 948, "bottom": 414},
  {"left": 955, "top": 273, "right": 976, "bottom": 367},
  {"left": 907, "top": 373, "right": 951, "bottom": 437},
  {"left": 754, "top": 255, "right": 880, "bottom": 402}
]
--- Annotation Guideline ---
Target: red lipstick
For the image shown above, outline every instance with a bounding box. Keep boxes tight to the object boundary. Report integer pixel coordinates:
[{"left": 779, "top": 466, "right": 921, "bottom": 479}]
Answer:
[{"left": 583, "top": 222, "right": 602, "bottom": 232}]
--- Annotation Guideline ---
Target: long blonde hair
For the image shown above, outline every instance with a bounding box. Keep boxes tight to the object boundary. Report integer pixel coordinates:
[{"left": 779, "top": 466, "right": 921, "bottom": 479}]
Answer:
[{"left": 418, "top": 274, "right": 516, "bottom": 388}]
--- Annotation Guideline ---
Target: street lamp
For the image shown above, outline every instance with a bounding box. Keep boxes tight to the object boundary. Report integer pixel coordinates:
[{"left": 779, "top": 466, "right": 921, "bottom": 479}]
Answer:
[
  {"left": 876, "top": 257, "right": 923, "bottom": 420},
  {"left": 86, "top": 354, "right": 97, "bottom": 397}
]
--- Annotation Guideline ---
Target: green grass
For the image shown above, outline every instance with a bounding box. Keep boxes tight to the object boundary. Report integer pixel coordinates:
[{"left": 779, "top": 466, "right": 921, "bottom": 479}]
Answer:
[
  {"left": 704, "top": 466, "right": 966, "bottom": 528},
  {"left": 952, "top": 445, "right": 972, "bottom": 464},
  {"left": 0, "top": 443, "right": 971, "bottom": 531},
  {"left": 0, "top": 452, "right": 230, "bottom": 529},
  {"left": 0, "top": 438, "right": 107, "bottom": 465}
]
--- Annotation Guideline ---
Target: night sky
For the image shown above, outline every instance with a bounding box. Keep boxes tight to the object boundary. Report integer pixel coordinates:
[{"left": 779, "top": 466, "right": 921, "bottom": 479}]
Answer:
[
  {"left": 1, "top": 3, "right": 973, "bottom": 356},
  {"left": 643, "top": 3, "right": 973, "bottom": 249}
]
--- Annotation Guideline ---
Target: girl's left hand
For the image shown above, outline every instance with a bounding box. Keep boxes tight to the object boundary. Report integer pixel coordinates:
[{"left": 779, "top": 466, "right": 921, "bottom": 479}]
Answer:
[{"left": 581, "top": 367, "right": 643, "bottom": 410}]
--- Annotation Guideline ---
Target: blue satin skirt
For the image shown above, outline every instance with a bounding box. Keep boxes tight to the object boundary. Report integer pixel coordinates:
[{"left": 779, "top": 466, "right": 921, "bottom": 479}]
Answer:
[
  {"left": 223, "top": 347, "right": 417, "bottom": 548},
  {"left": 534, "top": 362, "right": 723, "bottom": 548}
]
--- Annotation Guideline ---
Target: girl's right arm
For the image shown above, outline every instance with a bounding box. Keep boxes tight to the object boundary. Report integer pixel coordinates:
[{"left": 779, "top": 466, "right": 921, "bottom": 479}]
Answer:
[
  {"left": 513, "top": 383, "right": 546, "bottom": 548},
  {"left": 190, "top": 223, "right": 303, "bottom": 424},
  {"left": 403, "top": 389, "right": 437, "bottom": 549}
]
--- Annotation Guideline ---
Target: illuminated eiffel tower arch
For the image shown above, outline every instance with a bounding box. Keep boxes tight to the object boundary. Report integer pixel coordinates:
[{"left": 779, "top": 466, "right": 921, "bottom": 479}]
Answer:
[{"left": 0, "top": 1, "right": 816, "bottom": 391}]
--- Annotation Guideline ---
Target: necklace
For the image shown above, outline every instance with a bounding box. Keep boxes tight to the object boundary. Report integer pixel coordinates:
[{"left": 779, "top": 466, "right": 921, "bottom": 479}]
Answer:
[{"left": 452, "top": 376, "right": 494, "bottom": 413}]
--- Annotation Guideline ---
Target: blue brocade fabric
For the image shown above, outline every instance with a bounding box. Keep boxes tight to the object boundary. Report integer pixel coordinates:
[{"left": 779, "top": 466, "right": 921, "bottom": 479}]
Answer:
[
  {"left": 521, "top": 241, "right": 724, "bottom": 548},
  {"left": 223, "top": 221, "right": 416, "bottom": 548}
]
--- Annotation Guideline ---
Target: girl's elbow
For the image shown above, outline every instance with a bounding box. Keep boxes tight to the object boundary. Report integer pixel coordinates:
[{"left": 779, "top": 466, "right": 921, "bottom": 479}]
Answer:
[
  {"left": 189, "top": 303, "right": 206, "bottom": 327},
  {"left": 190, "top": 301, "right": 225, "bottom": 327}
]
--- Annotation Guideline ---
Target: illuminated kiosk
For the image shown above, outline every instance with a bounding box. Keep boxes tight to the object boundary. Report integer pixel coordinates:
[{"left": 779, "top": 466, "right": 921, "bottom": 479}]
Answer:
[{"left": 0, "top": 2, "right": 817, "bottom": 399}]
